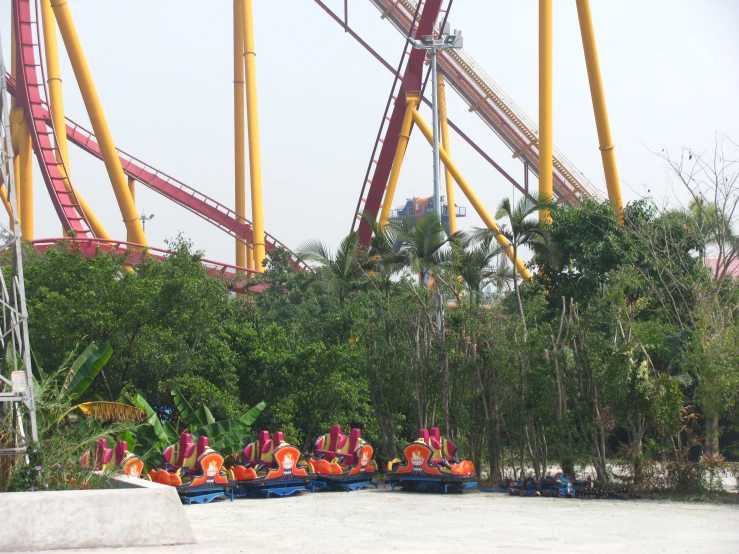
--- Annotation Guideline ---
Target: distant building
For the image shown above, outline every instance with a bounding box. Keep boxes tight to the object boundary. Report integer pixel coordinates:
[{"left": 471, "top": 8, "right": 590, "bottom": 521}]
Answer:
[{"left": 391, "top": 196, "right": 466, "bottom": 235}]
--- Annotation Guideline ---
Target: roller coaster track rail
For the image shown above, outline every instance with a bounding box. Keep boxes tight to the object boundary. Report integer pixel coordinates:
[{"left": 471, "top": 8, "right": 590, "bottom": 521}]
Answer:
[{"left": 368, "top": 0, "right": 604, "bottom": 204}]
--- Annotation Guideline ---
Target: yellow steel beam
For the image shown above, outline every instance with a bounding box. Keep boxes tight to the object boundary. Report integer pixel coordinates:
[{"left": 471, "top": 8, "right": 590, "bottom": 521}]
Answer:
[
  {"left": 10, "top": 107, "right": 23, "bottom": 230},
  {"left": 379, "top": 92, "right": 418, "bottom": 228},
  {"left": 437, "top": 74, "right": 457, "bottom": 235},
  {"left": 0, "top": 185, "right": 13, "bottom": 223},
  {"left": 539, "top": 0, "right": 553, "bottom": 221},
  {"left": 412, "top": 110, "right": 531, "bottom": 279},
  {"left": 575, "top": 0, "right": 623, "bottom": 218},
  {"left": 18, "top": 114, "right": 33, "bottom": 239},
  {"left": 41, "top": 0, "right": 109, "bottom": 239},
  {"left": 51, "top": 0, "right": 146, "bottom": 245},
  {"left": 233, "top": 0, "right": 247, "bottom": 267},
  {"left": 126, "top": 177, "right": 136, "bottom": 242},
  {"left": 128, "top": 176, "right": 136, "bottom": 204},
  {"left": 247, "top": 242, "right": 255, "bottom": 271},
  {"left": 242, "top": 0, "right": 266, "bottom": 271}
]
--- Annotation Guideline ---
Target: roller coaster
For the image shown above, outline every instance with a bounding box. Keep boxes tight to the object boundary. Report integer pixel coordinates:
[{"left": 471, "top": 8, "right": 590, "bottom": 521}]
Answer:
[{"left": 1, "top": 0, "right": 624, "bottom": 287}]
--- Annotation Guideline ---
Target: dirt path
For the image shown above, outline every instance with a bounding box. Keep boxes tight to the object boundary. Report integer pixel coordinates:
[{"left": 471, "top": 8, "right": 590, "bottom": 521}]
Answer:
[{"left": 26, "top": 489, "right": 739, "bottom": 553}]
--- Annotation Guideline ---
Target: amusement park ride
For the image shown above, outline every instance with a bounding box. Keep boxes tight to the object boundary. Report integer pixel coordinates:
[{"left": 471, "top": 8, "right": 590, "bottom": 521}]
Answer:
[
  {"left": 1, "top": 0, "right": 624, "bottom": 456},
  {"left": 1, "top": 0, "right": 624, "bottom": 279}
]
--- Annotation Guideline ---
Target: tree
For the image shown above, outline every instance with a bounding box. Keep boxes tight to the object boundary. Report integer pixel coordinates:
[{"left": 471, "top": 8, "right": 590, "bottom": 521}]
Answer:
[
  {"left": 392, "top": 213, "right": 455, "bottom": 435},
  {"left": 299, "top": 231, "right": 362, "bottom": 307},
  {"left": 451, "top": 232, "right": 510, "bottom": 305}
]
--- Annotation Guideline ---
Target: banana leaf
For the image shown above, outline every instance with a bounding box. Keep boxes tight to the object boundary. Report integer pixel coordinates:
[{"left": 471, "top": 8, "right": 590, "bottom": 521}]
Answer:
[
  {"left": 171, "top": 388, "right": 204, "bottom": 429},
  {"left": 64, "top": 343, "right": 113, "bottom": 401},
  {"left": 193, "top": 401, "right": 266, "bottom": 456},
  {"left": 238, "top": 402, "right": 267, "bottom": 427},
  {"left": 71, "top": 401, "right": 146, "bottom": 423},
  {"left": 131, "top": 394, "right": 178, "bottom": 445},
  {"left": 117, "top": 429, "right": 137, "bottom": 451},
  {"left": 197, "top": 405, "right": 216, "bottom": 425}
]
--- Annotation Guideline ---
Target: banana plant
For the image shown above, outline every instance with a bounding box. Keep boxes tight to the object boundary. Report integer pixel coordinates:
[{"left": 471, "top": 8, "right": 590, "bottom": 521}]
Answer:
[
  {"left": 29, "top": 342, "right": 145, "bottom": 425},
  {"left": 171, "top": 388, "right": 266, "bottom": 456},
  {"left": 131, "top": 389, "right": 266, "bottom": 459}
]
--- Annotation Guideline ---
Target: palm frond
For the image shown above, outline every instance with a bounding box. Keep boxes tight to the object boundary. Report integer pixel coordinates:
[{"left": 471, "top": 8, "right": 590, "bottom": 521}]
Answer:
[{"left": 297, "top": 239, "right": 333, "bottom": 266}]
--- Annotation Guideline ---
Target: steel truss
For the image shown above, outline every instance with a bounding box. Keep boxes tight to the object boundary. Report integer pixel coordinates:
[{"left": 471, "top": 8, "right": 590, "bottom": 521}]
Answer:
[{"left": 0, "top": 33, "right": 37, "bottom": 456}]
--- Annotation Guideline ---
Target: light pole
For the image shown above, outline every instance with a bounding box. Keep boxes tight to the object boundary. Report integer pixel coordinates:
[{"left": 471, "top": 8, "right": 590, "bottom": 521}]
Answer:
[
  {"left": 140, "top": 213, "right": 155, "bottom": 233},
  {"left": 407, "top": 24, "right": 463, "bottom": 220}
]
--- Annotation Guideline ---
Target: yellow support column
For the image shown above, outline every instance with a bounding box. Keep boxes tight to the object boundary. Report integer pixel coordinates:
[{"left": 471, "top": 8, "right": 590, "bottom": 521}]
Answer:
[
  {"left": 233, "top": 0, "right": 247, "bottom": 267},
  {"left": 126, "top": 177, "right": 136, "bottom": 242},
  {"left": 0, "top": 186, "right": 13, "bottom": 222},
  {"left": 18, "top": 115, "right": 33, "bottom": 239},
  {"left": 247, "top": 243, "right": 255, "bottom": 270},
  {"left": 10, "top": 107, "right": 23, "bottom": 230},
  {"left": 128, "top": 176, "right": 136, "bottom": 204},
  {"left": 51, "top": 0, "right": 146, "bottom": 245},
  {"left": 539, "top": 0, "right": 553, "bottom": 221},
  {"left": 379, "top": 92, "right": 418, "bottom": 228},
  {"left": 11, "top": 154, "right": 20, "bottom": 232},
  {"left": 575, "top": 0, "right": 623, "bottom": 217},
  {"left": 40, "top": 0, "right": 109, "bottom": 239},
  {"left": 412, "top": 110, "right": 531, "bottom": 279},
  {"left": 242, "top": 0, "right": 266, "bottom": 271},
  {"left": 437, "top": 74, "right": 457, "bottom": 235}
]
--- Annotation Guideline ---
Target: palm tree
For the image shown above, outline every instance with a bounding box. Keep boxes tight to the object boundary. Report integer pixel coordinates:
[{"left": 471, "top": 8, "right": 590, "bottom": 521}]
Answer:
[
  {"left": 391, "top": 212, "right": 455, "bottom": 434},
  {"left": 391, "top": 212, "right": 449, "bottom": 285},
  {"left": 687, "top": 197, "right": 737, "bottom": 278},
  {"left": 451, "top": 232, "right": 512, "bottom": 306},
  {"left": 361, "top": 213, "right": 407, "bottom": 303},
  {"left": 298, "top": 231, "right": 362, "bottom": 307},
  {"left": 474, "top": 194, "right": 551, "bottom": 338}
]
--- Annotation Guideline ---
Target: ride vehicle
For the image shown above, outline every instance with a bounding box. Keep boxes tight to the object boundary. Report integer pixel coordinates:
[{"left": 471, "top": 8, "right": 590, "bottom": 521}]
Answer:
[
  {"left": 504, "top": 472, "right": 576, "bottom": 497},
  {"left": 307, "top": 425, "right": 378, "bottom": 491},
  {"left": 148, "top": 431, "right": 232, "bottom": 504},
  {"left": 79, "top": 438, "right": 146, "bottom": 480},
  {"left": 385, "top": 427, "right": 476, "bottom": 492},
  {"left": 228, "top": 430, "right": 317, "bottom": 497}
]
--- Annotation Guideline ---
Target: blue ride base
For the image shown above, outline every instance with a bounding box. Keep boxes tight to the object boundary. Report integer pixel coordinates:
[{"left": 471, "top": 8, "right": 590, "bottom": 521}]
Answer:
[
  {"left": 319, "top": 477, "right": 379, "bottom": 492},
  {"left": 385, "top": 477, "right": 477, "bottom": 493},
  {"left": 231, "top": 479, "right": 322, "bottom": 498},
  {"left": 178, "top": 486, "right": 234, "bottom": 505}
]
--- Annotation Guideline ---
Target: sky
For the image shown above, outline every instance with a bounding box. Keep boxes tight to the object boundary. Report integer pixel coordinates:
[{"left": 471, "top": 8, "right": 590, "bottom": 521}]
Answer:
[{"left": 3, "top": 0, "right": 738, "bottom": 266}]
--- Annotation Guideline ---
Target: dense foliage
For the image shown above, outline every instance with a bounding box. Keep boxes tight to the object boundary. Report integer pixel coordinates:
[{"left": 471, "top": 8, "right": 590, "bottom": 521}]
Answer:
[{"left": 8, "top": 161, "right": 739, "bottom": 491}]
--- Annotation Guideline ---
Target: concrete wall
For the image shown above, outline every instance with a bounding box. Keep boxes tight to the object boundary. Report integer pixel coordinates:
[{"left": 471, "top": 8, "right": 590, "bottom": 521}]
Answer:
[{"left": 0, "top": 476, "right": 195, "bottom": 552}]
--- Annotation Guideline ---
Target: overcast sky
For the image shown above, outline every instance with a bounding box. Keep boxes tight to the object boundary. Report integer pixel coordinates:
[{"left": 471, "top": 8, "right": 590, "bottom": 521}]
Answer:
[{"left": 3, "top": 0, "right": 738, "bottom": 265}]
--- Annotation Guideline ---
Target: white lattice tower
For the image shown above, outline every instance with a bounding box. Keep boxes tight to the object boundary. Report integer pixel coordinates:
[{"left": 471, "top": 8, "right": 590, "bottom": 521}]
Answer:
[{"left": 0, "top": 29, "right": 37, "bottom": 455}]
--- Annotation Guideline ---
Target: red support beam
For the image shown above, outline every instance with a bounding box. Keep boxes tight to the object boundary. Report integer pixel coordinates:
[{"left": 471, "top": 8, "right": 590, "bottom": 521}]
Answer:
[{"left": 357, "top": 0, "right": 443, "bottom": 245}]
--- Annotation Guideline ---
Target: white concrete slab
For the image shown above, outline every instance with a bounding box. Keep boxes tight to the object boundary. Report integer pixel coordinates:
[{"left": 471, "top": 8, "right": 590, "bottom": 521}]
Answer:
[{"left": 0, "top": 477, "right": 194, "bottom": 552}]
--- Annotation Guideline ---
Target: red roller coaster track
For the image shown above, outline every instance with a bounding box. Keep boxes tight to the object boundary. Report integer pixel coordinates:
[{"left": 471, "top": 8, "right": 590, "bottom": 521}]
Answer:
[
  {"left": 9, "top": 0, "right": 308, "bottom": 274},
  {"left": 352, "top": 0, "right": 444, "bottom": 245},
  {"left": 12, "top": 0, "right": 92, "bottom": 237},
  {"left": 7, "top": 0, "right": 598, "bottom": 282}
]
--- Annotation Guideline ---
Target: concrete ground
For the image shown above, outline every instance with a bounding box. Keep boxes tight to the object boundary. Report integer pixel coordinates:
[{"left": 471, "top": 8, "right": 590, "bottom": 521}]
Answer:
[{"left": 25, "top": 488, "right": 739, "bottom": 553}]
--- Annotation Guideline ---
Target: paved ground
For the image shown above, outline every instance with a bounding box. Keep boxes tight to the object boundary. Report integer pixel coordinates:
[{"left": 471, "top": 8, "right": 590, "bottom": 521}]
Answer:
[{"left": 25, "top": 488, "right": 739, "bottom": 553}]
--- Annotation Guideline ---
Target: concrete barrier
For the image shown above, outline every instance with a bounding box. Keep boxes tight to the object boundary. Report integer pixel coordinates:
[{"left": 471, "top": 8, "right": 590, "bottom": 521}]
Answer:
[{"left": 0, "top": 476, "right": 195, "bottom": 552}]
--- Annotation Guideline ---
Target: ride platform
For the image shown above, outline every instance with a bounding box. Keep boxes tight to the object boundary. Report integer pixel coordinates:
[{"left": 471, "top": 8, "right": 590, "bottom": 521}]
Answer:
[
  {"left": 178, "top": 486, "right": 234, "bottom": 505},
  {"left": 230, "top": 478, "right": 322, "bottom": 498},
  {"left": 309, "top": 426, "right": 379, "bottom": 492},
  {"left": 385, "top": 428, "right": 477, "bottom": 493},
  {"left": 316, "top": 475, "right": 379, "bottom": 492}
]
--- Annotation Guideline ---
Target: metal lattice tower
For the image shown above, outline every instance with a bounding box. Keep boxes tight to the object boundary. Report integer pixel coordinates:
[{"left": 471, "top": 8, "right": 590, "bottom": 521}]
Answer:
[{"left": 0, "top": 32, "right": 37, "bottom": 456}]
